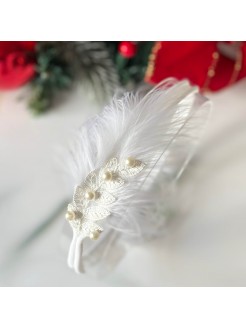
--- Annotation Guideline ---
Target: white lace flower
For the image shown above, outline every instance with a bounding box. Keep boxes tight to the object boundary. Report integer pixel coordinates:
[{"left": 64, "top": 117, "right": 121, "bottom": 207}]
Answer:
[{"left": 66, "top": 157, "right": 145, "bottom": 239}]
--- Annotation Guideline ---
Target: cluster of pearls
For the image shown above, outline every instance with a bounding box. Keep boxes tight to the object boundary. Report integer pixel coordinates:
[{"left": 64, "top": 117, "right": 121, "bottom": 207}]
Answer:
[
  {"left": 102, "top": 157, "right": 137, "bottom": 182},
  {"left": 66, "top": 156, "right": 145, "bottom": 242}
]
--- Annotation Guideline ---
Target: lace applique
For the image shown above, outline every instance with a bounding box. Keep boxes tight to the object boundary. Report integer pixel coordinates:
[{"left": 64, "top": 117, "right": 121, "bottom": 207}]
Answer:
[{"left": 66, "top": 157, "right": 145, "bottom": 238}]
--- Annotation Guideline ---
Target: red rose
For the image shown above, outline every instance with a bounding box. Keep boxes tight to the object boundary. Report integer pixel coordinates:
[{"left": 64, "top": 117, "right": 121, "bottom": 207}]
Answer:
[{"left": 0, "top": 41, "right": 36, "bottom": 89}]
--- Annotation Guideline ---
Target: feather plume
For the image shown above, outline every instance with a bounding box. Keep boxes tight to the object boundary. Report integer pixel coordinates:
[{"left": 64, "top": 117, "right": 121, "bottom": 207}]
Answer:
[{"left": 65, "top": 78, "right": 211, "bottom": 273}]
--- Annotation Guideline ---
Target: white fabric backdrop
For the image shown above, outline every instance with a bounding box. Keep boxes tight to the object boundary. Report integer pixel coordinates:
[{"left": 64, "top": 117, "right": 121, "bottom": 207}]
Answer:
[{"left": 1, "top": 80, "right": 246, "bottom": 286}]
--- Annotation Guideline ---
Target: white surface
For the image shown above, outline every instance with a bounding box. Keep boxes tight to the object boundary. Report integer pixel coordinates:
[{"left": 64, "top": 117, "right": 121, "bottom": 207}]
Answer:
[{"left": 1, "top": 80, "right": 246, "bottom": 286}]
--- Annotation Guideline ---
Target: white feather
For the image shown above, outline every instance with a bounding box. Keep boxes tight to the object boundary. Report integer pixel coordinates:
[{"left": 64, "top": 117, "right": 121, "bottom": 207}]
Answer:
[{"left": 65, "top": 78, "right": 211, "bottom": 273}]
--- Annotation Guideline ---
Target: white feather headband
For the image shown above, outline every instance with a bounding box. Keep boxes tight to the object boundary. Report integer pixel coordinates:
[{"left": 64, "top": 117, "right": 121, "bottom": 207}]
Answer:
[{"left": 65, "top": 78, "right": 211, "bottom": 274}]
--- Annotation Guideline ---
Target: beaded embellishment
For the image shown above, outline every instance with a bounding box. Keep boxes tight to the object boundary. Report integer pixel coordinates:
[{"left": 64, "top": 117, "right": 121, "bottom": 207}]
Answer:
[{"left": 66, "top": 157, "right": 145, "bottom": 239}]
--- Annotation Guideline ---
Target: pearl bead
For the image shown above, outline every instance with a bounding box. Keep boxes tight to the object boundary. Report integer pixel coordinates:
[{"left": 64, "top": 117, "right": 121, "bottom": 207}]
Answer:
[
  {"left": 65, "top": 210, "right": 76, "bottom": 221},
  {"left": 65, "top": 210, "right": 82, "bottom": 221},
  {"left": 125, "top": 157, "right": 136, "bottom": 167},
  {"left": 89, "top": 230, "right": 101, "bottom": 240},
  {"left": 103, "top": 170, "right": 113, "bottom": 181},
  {"left": 85, "top": 191, "right": 96, "bottom": 200}
]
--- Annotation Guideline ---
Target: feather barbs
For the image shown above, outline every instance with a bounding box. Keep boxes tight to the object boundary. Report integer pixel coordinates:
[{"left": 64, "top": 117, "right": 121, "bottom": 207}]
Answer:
[{"left": 65, "top": 78, "right": 211, "bottom": 274}]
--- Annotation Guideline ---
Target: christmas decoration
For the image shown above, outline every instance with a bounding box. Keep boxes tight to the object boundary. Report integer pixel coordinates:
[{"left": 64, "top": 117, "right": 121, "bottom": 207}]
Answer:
[
  {"left": 29, "top": 41, "right": 120, "bottom": 113},
  {"left": 114, "top": 41, "right": 153, "bottom": 85},
  {"left": 62, "top": 42, "right": 120, "bottom": 103},
  {"left": 145, "top": 41, "right": 246, "bottom": 91},
  {"left": 118, "top": 41, "right": 137, "bottom": 58},
  {"left": 0, "top": 41, "right": 36, "bottom": 89},
  {"left": 64, "top": 78, "right": 211, "bottom": 274},
  {"left": 0, "top": 41, "right": 246, "bottom": 114},
  {"left": 29, "top": 42, "right": 73, "bottom": 113}
]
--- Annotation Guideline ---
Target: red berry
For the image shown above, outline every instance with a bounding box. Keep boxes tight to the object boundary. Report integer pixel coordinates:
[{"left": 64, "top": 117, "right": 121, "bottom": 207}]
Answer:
[{"left": 118, "top": 41, "right": 137, "bottom": 58}]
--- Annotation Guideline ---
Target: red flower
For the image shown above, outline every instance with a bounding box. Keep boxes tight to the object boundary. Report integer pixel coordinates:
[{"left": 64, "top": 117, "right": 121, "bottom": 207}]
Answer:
[{"left": 0, "top": 41, "right": 36, "bottom": 89}]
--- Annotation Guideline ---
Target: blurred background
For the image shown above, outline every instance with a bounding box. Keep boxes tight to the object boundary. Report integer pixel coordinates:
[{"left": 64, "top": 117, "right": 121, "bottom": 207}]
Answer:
[{"left": 1, "top": 41, "right": 246, "bottom": 286}]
